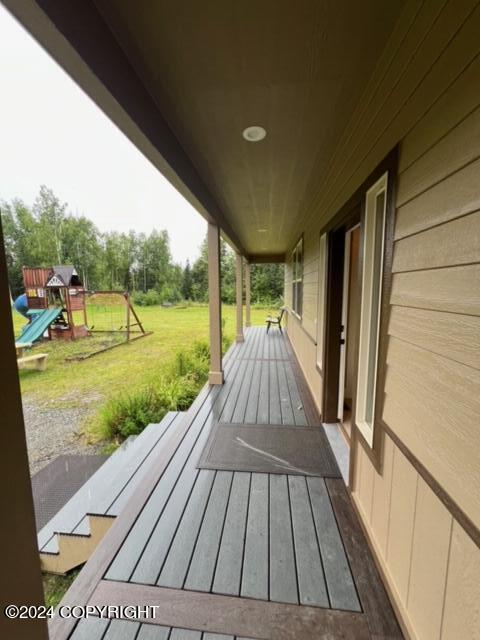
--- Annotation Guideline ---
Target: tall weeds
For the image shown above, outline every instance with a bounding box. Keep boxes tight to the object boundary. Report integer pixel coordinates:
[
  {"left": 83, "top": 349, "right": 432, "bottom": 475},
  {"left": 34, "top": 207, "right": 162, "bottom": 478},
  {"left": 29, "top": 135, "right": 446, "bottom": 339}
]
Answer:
[{"left": 95, "top": 338, "right": 222, "bottom": 442}]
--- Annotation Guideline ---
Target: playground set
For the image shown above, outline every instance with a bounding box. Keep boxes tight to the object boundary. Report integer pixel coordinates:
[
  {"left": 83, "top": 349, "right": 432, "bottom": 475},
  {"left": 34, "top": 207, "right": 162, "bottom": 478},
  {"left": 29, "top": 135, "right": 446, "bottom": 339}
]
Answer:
[{"left": 14, "top": 265, "right": 150, "bottom": 360}]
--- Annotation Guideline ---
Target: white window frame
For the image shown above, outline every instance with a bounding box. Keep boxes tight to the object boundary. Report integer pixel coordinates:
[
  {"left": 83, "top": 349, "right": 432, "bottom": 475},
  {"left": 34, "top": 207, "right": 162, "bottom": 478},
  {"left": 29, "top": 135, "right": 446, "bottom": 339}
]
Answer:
[
  {"left": 291, "top": 236, "right": 303, "bottom": 318},
  {"left": 355, "top": 172, "right": 388, "bottom": 447},
  {"left": 316, "top": 233, "right": 328, "bottom": 370}
]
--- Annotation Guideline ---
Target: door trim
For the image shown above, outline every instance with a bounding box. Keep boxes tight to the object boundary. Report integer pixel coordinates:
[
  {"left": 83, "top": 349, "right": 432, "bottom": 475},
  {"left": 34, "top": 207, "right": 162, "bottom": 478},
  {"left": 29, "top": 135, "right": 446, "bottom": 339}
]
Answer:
[
  {"left": 321, "top": 146, "right": 399, "bottom": 474},
  {"left": 322, "top": 208, "right": 361, "bottom": 424}
]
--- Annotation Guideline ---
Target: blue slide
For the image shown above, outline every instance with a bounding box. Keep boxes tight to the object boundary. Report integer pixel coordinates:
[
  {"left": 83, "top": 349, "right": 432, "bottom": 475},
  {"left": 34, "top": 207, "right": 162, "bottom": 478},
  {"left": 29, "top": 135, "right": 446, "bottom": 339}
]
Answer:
[{"left": 16, "top": 307, "right": 63, "bottom": 344}]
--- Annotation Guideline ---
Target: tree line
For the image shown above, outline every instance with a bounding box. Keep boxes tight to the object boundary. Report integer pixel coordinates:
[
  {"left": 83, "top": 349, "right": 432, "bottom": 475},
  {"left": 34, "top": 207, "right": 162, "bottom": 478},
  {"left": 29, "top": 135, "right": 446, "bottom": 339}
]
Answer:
[{"left": 1, "top": 186, "right": 284, "bottom": 305}]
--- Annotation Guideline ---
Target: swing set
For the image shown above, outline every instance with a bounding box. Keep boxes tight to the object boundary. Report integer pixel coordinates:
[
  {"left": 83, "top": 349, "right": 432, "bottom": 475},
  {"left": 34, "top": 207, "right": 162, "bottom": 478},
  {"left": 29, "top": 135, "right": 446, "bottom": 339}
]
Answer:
[
  {"left": 74, "top": 290, "right": 152, "bottom": 360},
  {"left": 19, "top": 266, "right": 152, "bottom": 359}
]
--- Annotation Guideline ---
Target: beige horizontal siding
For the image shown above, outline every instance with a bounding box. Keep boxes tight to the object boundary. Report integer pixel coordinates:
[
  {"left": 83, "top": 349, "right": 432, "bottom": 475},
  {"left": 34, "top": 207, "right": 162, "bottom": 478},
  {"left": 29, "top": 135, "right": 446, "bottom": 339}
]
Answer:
[
  {"left": 391, "top": 265, "right": 480, "bottom": 315},
  {"left": 388, "top": 306, "right": 480, "bottom": 369},
  {"left": 285, "top": 2, "right": 480, "bottom": 638},
  {"left": 395, "top": 157, "right": 480, "bottom": 239},
  {"left": 397, "top": 103, "right": 480, "bottom": 206},
  {"left": 393, "top": 210, "right": 480, "bottom": 271}
]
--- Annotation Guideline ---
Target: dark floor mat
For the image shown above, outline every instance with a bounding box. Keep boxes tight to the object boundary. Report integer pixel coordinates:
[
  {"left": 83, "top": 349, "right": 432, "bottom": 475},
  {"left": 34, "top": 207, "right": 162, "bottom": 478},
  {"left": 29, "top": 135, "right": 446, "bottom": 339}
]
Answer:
[
  {"left": 31, "top": 454, "right": 107, "bottom": 531},
  {"left": 197, "top": 423, "right": 341, "bottom": 477}
]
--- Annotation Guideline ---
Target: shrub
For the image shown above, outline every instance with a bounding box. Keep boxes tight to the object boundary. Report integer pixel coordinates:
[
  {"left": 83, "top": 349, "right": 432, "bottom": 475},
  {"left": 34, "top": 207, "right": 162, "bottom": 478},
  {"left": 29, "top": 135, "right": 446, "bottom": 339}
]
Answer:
[
  {"left": 131, "top": 289, "right": 161, "bottom": 306},
  {"left": 98, "top": 339, "right": 211, "bottom": 442},
  {"left": 131, "top": 291, "right": 146, "bottom": 306},
  {"left": 145, "top": 289, "right": 161, "bottom": 305}
]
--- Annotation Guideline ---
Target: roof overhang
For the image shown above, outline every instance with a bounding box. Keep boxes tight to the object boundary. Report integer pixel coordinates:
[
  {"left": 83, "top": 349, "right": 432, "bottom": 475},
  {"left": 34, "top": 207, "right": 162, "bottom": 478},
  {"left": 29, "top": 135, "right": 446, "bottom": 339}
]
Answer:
[{"left": 3, "top": 0, "right": 405, "bottom": 257}]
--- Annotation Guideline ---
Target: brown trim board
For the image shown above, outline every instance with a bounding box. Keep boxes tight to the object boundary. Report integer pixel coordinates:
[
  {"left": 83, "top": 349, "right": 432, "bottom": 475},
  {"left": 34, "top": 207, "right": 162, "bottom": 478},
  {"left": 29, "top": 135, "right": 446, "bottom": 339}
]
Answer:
[
  {"left": 326, "top": 479, "right": 403, "bottom": 639},
  {"left": 380, "top": 419, "right": 480, "bottom": 550},
  {"left": 284, "top": 333, "right": 322, "bottom": 426},
  {"left": 49, "top": 343, "right": 238, "bottom": 640},
  {"left": 88, "top": 581, "right": 370, "bottom": 640},
  {"left": 351, "top": 414, "right": 480, "bottom": 549}
]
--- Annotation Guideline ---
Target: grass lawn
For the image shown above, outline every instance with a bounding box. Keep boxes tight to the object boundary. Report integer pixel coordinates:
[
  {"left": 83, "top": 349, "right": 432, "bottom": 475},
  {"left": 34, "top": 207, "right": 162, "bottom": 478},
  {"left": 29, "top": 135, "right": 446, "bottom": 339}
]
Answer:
[{"left": 12, "top": 303, "right": 273, "bottom": 413}]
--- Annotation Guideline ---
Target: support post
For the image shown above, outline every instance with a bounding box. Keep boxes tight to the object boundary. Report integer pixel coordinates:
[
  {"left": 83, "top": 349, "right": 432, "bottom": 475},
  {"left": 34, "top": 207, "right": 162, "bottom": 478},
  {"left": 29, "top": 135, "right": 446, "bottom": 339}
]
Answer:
[
  {"left": 208, "top": 223, "right": 223, "bottom": 385},
  {"left": 236, "top": 253, "right": 244, "bottom": 342},
  {"left": 125, "top": 292, "right": 131, "bottom": 343},
  {"left": 245, "top": 260, "right": 251, "bottom": 328},
  {"left": 0, "top": 221, "right": 49, "bottom": 639}
]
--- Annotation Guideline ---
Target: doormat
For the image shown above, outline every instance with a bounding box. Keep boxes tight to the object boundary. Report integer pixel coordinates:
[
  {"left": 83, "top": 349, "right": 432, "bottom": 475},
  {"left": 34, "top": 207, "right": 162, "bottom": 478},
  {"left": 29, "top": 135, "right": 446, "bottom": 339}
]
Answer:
[{"left": 197, "top": 423, "right": 341, "bottom": 477}]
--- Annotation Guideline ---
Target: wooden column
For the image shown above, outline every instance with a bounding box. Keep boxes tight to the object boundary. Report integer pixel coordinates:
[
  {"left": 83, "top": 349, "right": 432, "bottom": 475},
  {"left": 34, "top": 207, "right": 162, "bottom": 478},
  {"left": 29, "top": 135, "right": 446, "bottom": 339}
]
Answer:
[
  {"left": 208, "top": 223, "right": 223, "bottom": 385},
  {"left": 0, "top": 221, "right": 48, "bottom": 639},
  {"left": 236, "top": 253, "right": 244, "bottom": 343},
  {"left": 245, "top": 261, "right": 251, "bottom": 328}
]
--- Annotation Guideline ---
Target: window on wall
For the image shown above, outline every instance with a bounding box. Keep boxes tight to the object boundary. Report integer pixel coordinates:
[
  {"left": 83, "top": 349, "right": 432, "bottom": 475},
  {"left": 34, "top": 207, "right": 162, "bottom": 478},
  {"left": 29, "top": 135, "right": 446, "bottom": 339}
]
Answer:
[
  {"left": 356, "top": 173, "right": 388, "bottom": 447},
  {"left": 292, "top": 236, "right": 303, "bottom": 317},
  {"left": 316, "top": 233, "right": 327, "bottom": 369}
]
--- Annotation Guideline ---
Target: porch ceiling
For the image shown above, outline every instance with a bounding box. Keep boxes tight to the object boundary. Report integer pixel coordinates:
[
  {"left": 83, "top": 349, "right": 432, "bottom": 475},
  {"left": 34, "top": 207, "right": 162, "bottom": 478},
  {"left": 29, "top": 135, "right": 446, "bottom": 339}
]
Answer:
[
  {"left": 93, "top": 0, "right": 403, "bottom": 256},
  {"left": 6, "top": 0, "right": 404, "bottom": 257}
]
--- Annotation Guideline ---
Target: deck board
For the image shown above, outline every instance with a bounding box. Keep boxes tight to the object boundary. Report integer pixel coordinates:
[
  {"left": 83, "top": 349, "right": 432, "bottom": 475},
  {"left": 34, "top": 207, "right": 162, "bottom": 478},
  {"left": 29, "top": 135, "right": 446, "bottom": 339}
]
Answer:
[
  {"left": 307, "top": 477, "right": 361, "bottom": 612},
  {"left": 277, "top": 360, "right": 295, "bottom": 425},
  {"left": 220, "top": 360, "right": 248, "bottom": 422},
  {"left": 244, "top": 360, "right": 261, "bottom": 423},
  {"left": 185, "top": 471, "right": 233, "bottom": 591},
  {"left": 283, "top": 361, "right": 308, "bottom": 426},
  {"left": 268, "top": 361, "right": 282, "bottom": 424},
  {"left": 213, "top": 472, "right": 250, "bottom": 596},
  {"left": 106, "top": 357, "right": 242, "bottom": 582},
  {"left": 269, "top": 474, "right": 298, "bottom": 604},
  {"left": 69, "top": 618, "right": 109, "bottom": 639},
  {"left": 136, "top": 625, "right": 170, "bottom": 639},
  {"left": 158, "top": 470, "right": 215, "bottom": 589},
  {"left": 288, "top": 476, "right": 329, "bottom": 607},
  {"left": 170, "top": 630, "right": 202, "bottom": 640},
  {"left": 257, "top": 361, "right": 270, "bottom": 424},
  {"left": 232, "top": 360, "right": 254, "bottom": 423},
  {"left": 241, "top": 473, "right": 269, "bottom": 600},
  {"left": 105, "top": 411, "right": 206, "bottom": 582},
  {"left": 91, "top": 327, "right": 402, "bottom": 640},
  {"left": 131, "top": 458, "right": 201, "bottom": 584},
  {"left": 103, "top": 619, "right": 139, "bottom": 639},
  {"left": 106, "top": 328, "right": 357, "bottom": 608}
]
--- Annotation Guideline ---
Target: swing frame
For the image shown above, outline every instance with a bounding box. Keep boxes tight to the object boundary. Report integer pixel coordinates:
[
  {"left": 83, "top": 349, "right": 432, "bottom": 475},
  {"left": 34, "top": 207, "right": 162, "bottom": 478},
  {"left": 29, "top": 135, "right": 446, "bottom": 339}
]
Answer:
[{"left": 69, "top": 291, "right": 152, "bottom": 360}]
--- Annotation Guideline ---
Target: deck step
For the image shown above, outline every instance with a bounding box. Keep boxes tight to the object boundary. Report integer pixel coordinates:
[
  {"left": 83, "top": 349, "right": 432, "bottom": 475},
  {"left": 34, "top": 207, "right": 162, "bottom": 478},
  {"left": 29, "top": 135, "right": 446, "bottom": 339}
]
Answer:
[
  {"left": 38, "top": 411, "right": 184, "bottom": 574},
  {"left": 32, "top": 454, "right": 108, "bottom": 531}
]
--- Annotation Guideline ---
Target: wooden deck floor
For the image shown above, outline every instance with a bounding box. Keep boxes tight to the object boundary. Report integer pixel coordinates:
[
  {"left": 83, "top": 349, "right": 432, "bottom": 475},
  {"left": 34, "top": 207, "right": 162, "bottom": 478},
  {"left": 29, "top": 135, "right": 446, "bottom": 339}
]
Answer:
[{"left": 56, "top": 327, "right": 402, "bottom": 640}]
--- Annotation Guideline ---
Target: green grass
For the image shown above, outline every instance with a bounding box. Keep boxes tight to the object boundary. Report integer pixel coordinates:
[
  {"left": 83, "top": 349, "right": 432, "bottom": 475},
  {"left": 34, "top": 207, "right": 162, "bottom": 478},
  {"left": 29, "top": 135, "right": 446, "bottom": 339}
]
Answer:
[
  {"left": 12, "top": 303, "right": 275, "bottom": 431},
  {"left": 43, "top": 570, "right": 79, "bottom": 608}
]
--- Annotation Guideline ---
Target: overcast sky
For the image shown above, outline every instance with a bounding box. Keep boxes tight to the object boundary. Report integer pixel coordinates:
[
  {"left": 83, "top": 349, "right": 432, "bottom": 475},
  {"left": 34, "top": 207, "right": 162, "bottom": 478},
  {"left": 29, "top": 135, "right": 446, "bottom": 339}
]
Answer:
[{"left": 0, "top": 4, "right": 206, "bottom": 265}]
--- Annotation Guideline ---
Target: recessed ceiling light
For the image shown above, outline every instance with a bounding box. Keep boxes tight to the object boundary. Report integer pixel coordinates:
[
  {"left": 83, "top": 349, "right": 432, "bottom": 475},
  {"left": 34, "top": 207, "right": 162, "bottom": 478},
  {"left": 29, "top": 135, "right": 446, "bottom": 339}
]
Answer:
[
  {"left": 242, "top": 126, "right": 267, "bottom": 142},
  {"left": 257, "top": 228, "right": 268, "bottom": 233}
]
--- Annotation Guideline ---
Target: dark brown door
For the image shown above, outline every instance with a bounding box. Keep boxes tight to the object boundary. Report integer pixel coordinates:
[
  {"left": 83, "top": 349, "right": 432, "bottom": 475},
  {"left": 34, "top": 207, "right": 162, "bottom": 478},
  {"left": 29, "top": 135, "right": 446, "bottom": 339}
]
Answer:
[{"left": 322, "top": 209, "right": 362, "bottom": 428}]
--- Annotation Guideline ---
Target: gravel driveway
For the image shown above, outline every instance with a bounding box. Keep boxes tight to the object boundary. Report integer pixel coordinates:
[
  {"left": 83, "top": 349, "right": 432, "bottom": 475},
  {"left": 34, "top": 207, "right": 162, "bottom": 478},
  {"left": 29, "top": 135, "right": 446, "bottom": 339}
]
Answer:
[{"left": 23, "top": 400, "right": 104, "bottom": 475}]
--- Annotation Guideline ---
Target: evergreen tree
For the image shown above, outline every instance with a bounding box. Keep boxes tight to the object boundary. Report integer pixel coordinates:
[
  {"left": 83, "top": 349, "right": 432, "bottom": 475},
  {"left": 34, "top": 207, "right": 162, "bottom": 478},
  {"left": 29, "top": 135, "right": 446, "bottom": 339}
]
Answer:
[
  {"left": 182, "top": 260, "right": 193, "bottom": 299},
  {"left": 1, "top": 186, "right": 284, "bottom": 305}
]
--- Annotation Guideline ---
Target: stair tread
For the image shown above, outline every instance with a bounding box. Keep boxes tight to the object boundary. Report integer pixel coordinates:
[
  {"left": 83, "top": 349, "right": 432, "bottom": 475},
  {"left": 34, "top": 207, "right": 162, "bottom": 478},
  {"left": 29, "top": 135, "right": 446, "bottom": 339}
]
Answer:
[
  {"left": 38, "top": 412, "right": 183, "bottom": 554},
  {"left": 32, "top": 454, "right": 108, "bottom": 531}
]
